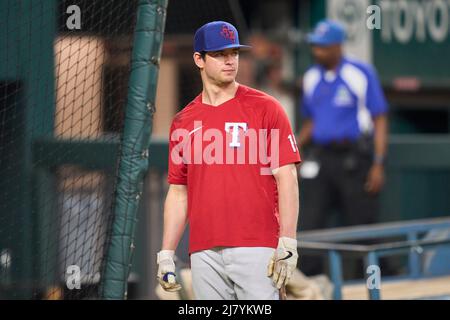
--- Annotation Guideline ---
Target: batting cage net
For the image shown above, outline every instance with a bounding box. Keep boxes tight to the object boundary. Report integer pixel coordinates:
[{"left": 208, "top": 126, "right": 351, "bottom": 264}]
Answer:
[{"left": 0, "top": 0, "right": 139, "bottom": 299}]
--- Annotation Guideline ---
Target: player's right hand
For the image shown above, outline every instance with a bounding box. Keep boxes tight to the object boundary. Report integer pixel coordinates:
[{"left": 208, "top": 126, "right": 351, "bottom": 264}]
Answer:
[
  {"left": 267, "top": 237, "right": 299, "bottom": 289},
  {"left": 157, "top": 250, "right": 182, "bottom": 292}
]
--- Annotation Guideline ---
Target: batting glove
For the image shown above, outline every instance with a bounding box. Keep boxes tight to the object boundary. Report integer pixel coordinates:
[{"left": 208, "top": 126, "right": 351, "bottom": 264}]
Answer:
[
  {"left": 267, "top": 237, "right": 299, "bottom": 289},
  {"left": 157, "top": 250, "right": 182, "bottom": 292}
]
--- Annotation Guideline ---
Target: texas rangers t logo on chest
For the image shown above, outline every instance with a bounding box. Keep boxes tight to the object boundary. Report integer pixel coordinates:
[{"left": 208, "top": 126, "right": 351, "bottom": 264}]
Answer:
[{"left": 224, "top": 122, "right": 247, "bottom": 147}]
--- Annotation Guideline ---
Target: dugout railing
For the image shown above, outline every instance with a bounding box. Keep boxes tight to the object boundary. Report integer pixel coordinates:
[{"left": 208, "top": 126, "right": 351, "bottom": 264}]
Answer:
[{"left": 299, "top": 217, "right": 450, "bottom": 300}]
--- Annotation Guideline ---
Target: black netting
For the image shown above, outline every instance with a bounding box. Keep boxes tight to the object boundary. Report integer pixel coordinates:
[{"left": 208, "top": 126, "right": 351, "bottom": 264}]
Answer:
[{"left": 0, "top": 0, "right": 138, "bottom": 299}]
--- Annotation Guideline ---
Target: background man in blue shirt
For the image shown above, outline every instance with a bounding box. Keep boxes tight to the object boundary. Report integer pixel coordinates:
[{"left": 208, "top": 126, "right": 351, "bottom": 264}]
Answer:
[{"left": 297, "top": 20, "right": 388, "bottom": 277}]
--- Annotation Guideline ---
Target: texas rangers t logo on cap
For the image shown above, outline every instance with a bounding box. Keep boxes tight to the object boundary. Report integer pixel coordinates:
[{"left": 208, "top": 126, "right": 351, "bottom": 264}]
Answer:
[{"left": 220, "top": 25, "right": 236, "bottom": 43}]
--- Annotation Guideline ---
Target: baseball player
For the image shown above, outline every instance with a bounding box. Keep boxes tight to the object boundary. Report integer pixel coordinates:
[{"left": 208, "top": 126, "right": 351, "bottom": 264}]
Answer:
[
  {"left": 156, "top": 21, "right": 301, "bottom": 300},
  {"left": 297, "top": 20, "right": 388, "bottom": 276}
]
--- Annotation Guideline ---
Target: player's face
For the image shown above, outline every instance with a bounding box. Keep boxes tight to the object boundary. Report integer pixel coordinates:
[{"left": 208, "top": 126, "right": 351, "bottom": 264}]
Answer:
[
  {"left": 196, "top": 48, "right": 239, "bottom": 86},
  {"left": 311, "top": 44, "right": 341, "bottom": 69}
]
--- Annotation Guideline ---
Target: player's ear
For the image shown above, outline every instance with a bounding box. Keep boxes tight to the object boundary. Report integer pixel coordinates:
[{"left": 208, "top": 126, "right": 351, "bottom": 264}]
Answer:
[{"left": 193, "top": 52, "right": 205, "bottom": 69}]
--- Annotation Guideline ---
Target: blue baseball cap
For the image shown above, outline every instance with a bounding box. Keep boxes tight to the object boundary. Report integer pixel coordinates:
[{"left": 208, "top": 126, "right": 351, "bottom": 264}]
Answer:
[
  {"left": 194, "top": 21, "right": 251, "bottom": 52},
  {"left": 307, "top": 19, "right": 346, "bottom": 46}
]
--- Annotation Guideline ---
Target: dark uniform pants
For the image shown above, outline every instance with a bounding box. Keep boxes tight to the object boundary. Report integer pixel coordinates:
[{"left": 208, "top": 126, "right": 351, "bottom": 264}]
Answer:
[{"left": 299, "top": 141, "right": 379, "bottom": 277}]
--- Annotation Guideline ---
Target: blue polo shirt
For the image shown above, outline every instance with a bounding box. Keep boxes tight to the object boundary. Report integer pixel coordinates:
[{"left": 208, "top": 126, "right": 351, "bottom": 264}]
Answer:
[{"left": 301, "top": 57, "right": 388, "bottom": 145}]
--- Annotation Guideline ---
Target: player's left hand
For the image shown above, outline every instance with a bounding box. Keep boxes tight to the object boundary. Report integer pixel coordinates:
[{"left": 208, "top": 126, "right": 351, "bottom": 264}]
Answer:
[
  {"left": 365, "top": 164, "right": 385, "bottom": 194},
  {"left": 267, "top": 237, "right": 298, "bottom": 289}
]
